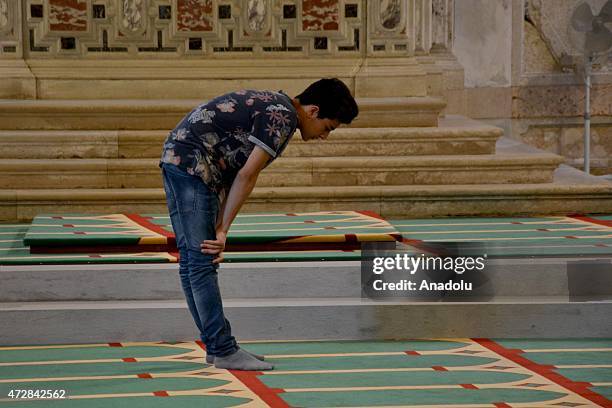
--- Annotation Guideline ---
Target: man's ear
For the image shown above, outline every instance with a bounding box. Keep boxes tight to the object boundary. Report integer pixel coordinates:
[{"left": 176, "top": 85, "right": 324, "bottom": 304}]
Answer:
[{"left": 305, "top": 104, "right": 320, "bottom": 119}]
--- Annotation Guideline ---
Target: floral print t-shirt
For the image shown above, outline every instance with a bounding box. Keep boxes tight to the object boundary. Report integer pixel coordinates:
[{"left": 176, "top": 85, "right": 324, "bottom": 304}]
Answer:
[{"left": 160, "top": 90, "right": 298, "bottom": 200}]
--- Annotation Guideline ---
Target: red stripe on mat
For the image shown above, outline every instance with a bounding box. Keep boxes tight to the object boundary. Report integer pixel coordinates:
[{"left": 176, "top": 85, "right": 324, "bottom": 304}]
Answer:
[
  {"left": 195, "top": 341, "right": 289, "bottom": 407},
  {"left": 402, "top": 238, "right": 424, "bottom": 245},
  {"left": 230, "top": 370, "right": 289, "bottom": 408},
  {"left": 390, "top": 233, "right": 403, "bottom": 241},
  {"left": 432, "top": 366, "right": 447, "bottom": 371},
  {"left": 30, "top": 244, "right": 174, "bottom": 254},
  {"left": 124, "top": 213, "right": 176, "bottom": 242},
  {"left": 473, "top": 338, "right": 612, "bottom": 407},
  {"left": 402, "top": 238, "right": 449, "bottom": 256},
  {"left": 355, "top": 211, "right": 403, "bottom": 242},
  {"left": 569, "top": 214, "right": 612, "bottom": 228},
  {"left": 231, "top": 242, "right": 362, "bottom": 251},
  {"left": 355, "top": 210, "right": 385, "bottom": 221}
]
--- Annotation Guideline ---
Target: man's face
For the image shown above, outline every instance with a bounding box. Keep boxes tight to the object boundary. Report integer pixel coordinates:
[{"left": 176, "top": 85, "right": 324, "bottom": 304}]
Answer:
[{"left": 300, "top": 106, "right": 340, "bottom": 141}]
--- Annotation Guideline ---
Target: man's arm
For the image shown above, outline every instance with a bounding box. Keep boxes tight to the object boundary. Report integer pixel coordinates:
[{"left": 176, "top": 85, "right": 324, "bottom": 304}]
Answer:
[
  {"left": 201, "top": 146, "right": 271, "bottom": 263},
  {"left": 215, "top": 190, "right": 227, "bottom": 231}
]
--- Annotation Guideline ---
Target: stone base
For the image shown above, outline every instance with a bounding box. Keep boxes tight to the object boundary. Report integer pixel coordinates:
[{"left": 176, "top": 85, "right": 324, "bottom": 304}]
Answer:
[
  {"left": 416, "top": 51, "right": 465, "bottom": 114},
  {"left": 0, "top": 96, "right": 445, "bottom": 130},
  {"left": 0, "top": 60, "right": 36, "bottom": 99},
  {"left": 354, "top": 58, "right": 429, "bottom": 97},
  {"left": 511, "top": 118, "right": 612, "bottom": 177},
  {"left": 21, "top": 58, "right": 430, "bottom": 99}
]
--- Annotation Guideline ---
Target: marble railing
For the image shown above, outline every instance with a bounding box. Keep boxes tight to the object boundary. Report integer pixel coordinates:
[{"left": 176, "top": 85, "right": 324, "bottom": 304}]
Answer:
[{"left": 0, "top": 0, "right": 454, "bottom": 59}]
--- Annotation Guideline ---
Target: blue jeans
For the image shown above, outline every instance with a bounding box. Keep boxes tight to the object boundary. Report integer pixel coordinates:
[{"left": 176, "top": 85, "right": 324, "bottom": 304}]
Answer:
[{"left": 161, "top": 163, "right": 237, "bottom": 357}]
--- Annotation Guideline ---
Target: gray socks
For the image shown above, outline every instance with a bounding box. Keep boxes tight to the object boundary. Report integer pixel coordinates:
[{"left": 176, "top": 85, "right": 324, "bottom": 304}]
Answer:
[
  {"left": 213, "top": 349, "right": 274, "bottom": 371},
  {"left": 206, "top": 348, "right": 264, "bottom": 364}
]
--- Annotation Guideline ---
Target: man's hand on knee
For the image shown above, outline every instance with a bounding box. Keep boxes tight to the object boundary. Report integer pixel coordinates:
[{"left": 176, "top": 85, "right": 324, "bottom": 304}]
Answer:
[{"left": 201, "top": 230, "right": 226, "bottom": 264}]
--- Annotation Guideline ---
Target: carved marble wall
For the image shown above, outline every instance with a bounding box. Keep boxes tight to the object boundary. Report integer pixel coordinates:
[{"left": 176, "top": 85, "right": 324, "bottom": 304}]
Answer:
[
  {"left": 0, "top": 0, "right": 23, "bottom": 58},
  {"left": 523, "top": 0, "right": 611, "bottom": 73},
  {"left": 431, "top": 0, "right": 452, "bottom": 51},
  {"left": 516, "top": 0, "right": 611, "bottom": 175},
  {"left": 0, "top": 0, "right": 454, "bottom": 58}
]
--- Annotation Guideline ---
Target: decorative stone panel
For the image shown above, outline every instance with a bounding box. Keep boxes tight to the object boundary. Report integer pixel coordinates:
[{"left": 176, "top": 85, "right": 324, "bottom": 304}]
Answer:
[
  {"left": 49, "top": 0, "right": 88, "bottom": 31},
  {"left": 0, "top": 0, "right": 23, "bottom": 58},
  {"left": 367, "top": 0, "right": 412, "bottom": 55},
  {"left": 431, "top": 0, "right": 452, "bottom": 51},
  {"left": 302, "top": 0, "right": 339, "bottom": 31},
  {"left": 176, "top": 0, "right": 213, "bottom": 32},
  {"left": 10, "top": 0, "right": 452, "bottom": 58}
]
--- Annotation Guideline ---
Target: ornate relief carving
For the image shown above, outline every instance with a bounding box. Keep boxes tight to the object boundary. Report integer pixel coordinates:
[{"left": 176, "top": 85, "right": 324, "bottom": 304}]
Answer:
[
  {"left": 367, "top": 0, "right": 411, "bottom": 55},
  {"left": 415, "top": 0, "right": 432, "bottom": 53},
  {"left": 0, "top": 0, "right": 22, "bottom": 58},
  {"left": 247, "top": 0, "right": 267, "bottom": 32},
  {"left": 177, "top": 0, "right": 214, "bottom": 32},
  {"left": 432, "top": 0, "right": 453, "bottom": 50},
  {"left": 121, "top": 0, "right": 145, "bottom": 32},
  {"left": 380, "top": 0, "right": 401, "bottom": 29},
  {"left": 302, "top": 0, "right": 339, "bottom": 31},
  {"left": 49, "top": 0, "right": 87, "bottom": 32},
  {"left": 0, "top": 0, "right": 8, "bottom": 30}
]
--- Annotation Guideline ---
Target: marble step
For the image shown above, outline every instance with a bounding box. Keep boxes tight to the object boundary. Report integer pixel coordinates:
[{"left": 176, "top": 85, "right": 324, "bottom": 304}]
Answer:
[
  {"left": 2, "top": 258, "right": 609, "bottom": 302},
  {"left": 0, "top": 96, "right": 445, "bottom": 130},
  {"left": 1, "top": 298, "right": 610, "bottom": 344},
  {"left": 1, "top": 166, "right": 611, "bottom": 221},
  {"left": 0, "top": 154, "right": 563, "bottom": 189},
  {"left": 0, "top": 123, "right": 502, "bottom": 159}
]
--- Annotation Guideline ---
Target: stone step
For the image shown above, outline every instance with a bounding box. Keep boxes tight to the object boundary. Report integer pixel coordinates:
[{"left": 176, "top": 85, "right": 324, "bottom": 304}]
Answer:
[
  {"left": 1, "top": 298, "right": 610, "bottom": 344},
  {"left": 1, "top": 165, "right": 611, "bottom": 221},
  {"left": 0, "top": 96, "right": 445, "bottom": 130},
  {"left": 2, "top": 258, "right": 609, "bottom": 302},
  {"left": 0, "top": 154, "right": 563, "bottom": 189},
  {"left": 0, "top": 123, "right": 502, "bottom": 159}
]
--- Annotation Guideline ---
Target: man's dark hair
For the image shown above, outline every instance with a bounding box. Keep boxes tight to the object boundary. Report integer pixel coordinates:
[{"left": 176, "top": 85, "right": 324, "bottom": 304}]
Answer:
[{"left": 296, "top": 78, "right": 358, "bottom": 124}]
